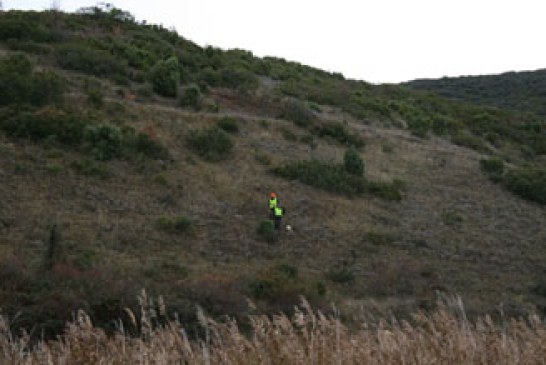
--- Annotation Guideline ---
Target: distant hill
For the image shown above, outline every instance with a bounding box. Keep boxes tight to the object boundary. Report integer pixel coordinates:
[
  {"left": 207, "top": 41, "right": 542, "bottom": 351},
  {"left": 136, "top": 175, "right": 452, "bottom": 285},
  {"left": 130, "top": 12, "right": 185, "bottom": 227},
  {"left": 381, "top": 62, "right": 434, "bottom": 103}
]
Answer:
[{"left": 404, "top": 69, "right": 546, "bottom": 117}]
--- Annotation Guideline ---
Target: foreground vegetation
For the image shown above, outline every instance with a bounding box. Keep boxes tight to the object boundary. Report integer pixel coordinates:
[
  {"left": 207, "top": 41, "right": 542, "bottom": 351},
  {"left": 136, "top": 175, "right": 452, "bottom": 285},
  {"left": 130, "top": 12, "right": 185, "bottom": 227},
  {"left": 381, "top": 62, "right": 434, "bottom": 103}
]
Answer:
[{"left": 1, "top": 297, "right": 544, "bottom": 364}]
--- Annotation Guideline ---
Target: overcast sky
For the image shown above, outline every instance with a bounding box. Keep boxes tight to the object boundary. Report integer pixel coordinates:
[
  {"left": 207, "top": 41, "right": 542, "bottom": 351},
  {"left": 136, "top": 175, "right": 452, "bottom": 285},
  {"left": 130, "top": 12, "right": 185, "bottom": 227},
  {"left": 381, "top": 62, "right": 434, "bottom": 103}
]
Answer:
[{"left": 5, "top": 0, "right": 546, "bottom": 83}]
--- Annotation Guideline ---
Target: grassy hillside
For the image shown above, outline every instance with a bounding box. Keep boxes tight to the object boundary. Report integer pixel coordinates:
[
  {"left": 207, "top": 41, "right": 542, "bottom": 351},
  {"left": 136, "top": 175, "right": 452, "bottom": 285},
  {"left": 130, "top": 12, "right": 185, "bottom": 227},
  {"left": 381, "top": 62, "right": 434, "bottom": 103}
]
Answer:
[
  {"left": 0, "top": 6, "right": 545, "bottom": 340},
  {"left": 404, "top": 68, "right": 546, "bottom": 117}
]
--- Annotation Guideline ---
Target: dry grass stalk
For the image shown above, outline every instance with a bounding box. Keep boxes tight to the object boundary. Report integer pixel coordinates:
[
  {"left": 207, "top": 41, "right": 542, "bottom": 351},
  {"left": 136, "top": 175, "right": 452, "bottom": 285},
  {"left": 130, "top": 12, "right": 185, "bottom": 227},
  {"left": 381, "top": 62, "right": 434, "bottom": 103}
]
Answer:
[{"left": 0, "top": 297, "right": 545, "bottom": 364}]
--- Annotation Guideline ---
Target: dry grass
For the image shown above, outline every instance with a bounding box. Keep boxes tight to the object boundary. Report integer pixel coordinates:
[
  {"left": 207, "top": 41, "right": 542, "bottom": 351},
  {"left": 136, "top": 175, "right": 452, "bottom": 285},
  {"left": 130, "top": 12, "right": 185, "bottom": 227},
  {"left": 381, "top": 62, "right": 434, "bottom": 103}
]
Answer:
[{"left": 1, "top": 296, "right": 545, "bottom": 364}]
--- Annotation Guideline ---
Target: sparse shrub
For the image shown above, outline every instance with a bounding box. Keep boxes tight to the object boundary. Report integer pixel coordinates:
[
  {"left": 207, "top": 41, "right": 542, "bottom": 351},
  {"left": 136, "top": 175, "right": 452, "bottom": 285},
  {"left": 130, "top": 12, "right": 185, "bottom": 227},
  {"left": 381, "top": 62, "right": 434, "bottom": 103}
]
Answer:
[
  {"left": 281, "top": 98, "right": 316, "bottom": 127},
  {"left": 56, "top": 44, "right": 128, "bottom": 81},
  {"left": 280, "top": 127, "right": 297, "bottom": 141},
  {"left": 87, "top": 88, "right": 104, "bottom": 108},
  {"left": 273, "top": 160, "right": 365, "bottom": 196},
  {"left": 344, "top": 147, "right": 365, "bottom": 176},
  {"left": 156, "top": 216, "right": 193, "bottom": 234},
  {"left": 133, "top": 132, "right": 170, "bottom": 159},
  {"left": 451, "top": 131, "right": 490, "bottom": 153},
  {"left": 503, "top": 167, "right": 546, "bottom": 204},
  {"left": 480, "top": 157, "right": 504, "bottom": 182},
  {"left": 187, "top": 127, "right": 233, "bottom": 161},
  {"left": 217, "top": 117, "right": 239, "bottom": 134},
  {"left": 256, "top": 220, "right": 276, "bottom": 243},
  {"left": 366, "top": 231, "right": 395, "bottom": 246},
  {"left": 255, "top": 152, "right": 271, "bottom": 165},
  {"left": 69, "top": 159, "right": 110, "bottom": 178},
  {"left": 0, "top": 107, "right": 87, "bottom": 145},
  {"left": 84, "top": 123, "right": 122, "bottom": 160},
  {"left": 149, "top": 56, "right": 180, "bottom": 97},
  {"left": 407, "top": 116, "right": 432, "bottom": 138},
  {"left": 249, "top": 264, "right": 322, "bottom": 312},
  {"left": 0, "top": 54, "right": 64, "bottom": 106},
  {"left": 326, "top": 266, "right": 355, "bottom": 285},
  {"left": 363, "top": 180, "right": 403, "bottom": 201},
  {"left": 219, "top": 67, "right": 259, "bottom": 92},
  {"left": 314, "top": 122, "right": 365, "bottom": 148},
  {"left": 179, "top": 84, "right": 202, "bottom": 109},
  {"left": 442, "top": 210, "right": 465, "bottom": 226}
]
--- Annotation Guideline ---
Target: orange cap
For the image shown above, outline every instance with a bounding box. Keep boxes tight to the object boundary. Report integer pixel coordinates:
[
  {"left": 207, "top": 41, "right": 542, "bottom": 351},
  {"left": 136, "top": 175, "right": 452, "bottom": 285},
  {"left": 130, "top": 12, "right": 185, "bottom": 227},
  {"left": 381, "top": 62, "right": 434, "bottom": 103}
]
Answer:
[{"left": 270, "top": 192, "right": 276, "bottom": 198}]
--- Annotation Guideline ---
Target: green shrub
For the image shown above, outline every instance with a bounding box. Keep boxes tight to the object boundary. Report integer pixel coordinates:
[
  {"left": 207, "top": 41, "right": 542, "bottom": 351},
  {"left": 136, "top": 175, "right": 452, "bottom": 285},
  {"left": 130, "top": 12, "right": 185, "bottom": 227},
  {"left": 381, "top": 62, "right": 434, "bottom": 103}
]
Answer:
[
  {"left": 0, "top": 107, "right": 86, "bottom": 145},
  {"left": 217, "top": 117, "right": 239, "bottom": 134},
  {"left": 179, "top": 84, "right": 202, "bottom": 109},
  {"left": 156, "top": 216, "right": 193, "bottom": 234},
  {"left": 70, "top": 159, "right": 110, "bottom": 179},
  {"left": 219, "top": 67, "right": 259, "bottom": 92},
  {"left": 366, "top": 231, "right": 395, "bottom": 246},
  {"left": 451, "top": 132, "right": 489, "bottom": 153},
  {"left": 256, "top": 220, "right": 276, "bottom": 243},
  {"left": 363, "top": 181, "right": 403, "bottom": 201},
  {"left": 249, "top": 264, "right": 322, "bottom": 312},
  {"left": 150, "top": 56, "right": 180, "bottom": 97},
  {"left": 0, "top": 54, "right": 64, "bottom": 106},
  {"left": 344, "top": 147, "right": 364, "bottom": 176},
  {"left": 480, "top": 157, "right": 504, "bottom": 182},
  {"left": 407, "top": 117, "right": 432, "bottom": 138},
  {"left": 281, "top": 98, "right": 316, "bottom": 127},
  {"left": 56, "top": 44, "right": 128, "bottom": 80},
  {"left": 132, "top": 132, "right": 170, "bottom": 159},
  {"left": 326, "top": 267, "right": 355, "bottom": 285},
  {"left": 503, "top": 167, "right": 546, "bottom": 204},
  {"left": 272, "top": 160, "right": 365, "bottom": 195},
  {"left": 84, "top": 123, "right": 122, "bottom": 160},
  {"left": 314, "top": 122, "right": 365, "bottom": 148},
  {"left": 187, "top": 127, "right": 233, "bottom": 161},
  {"left": 0, "top": 17, "right": 57, "bottom": 42}
]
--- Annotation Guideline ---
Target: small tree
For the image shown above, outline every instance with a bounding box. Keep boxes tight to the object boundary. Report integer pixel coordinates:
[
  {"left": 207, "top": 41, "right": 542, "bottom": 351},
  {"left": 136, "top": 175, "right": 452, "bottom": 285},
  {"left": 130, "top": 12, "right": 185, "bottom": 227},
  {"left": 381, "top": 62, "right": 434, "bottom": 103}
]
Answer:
[
  {"left": 179, "top": 84, "right": 201, "bottom": 109},
  {"left": 84, "top": 123, "right": 122, "bottom": 160},
  {"left": 344, "top": 147, "right": 364, "bottom": 176},
  {"left": 150, "top": 56, "right": 179, "bottom": 97}
]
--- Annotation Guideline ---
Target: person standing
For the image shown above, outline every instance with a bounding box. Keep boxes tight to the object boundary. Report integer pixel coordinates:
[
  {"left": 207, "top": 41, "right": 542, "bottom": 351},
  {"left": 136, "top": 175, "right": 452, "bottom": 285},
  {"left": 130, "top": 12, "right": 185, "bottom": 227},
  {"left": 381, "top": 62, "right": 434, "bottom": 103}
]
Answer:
[
  {"left": 268, "top": 192, "right": 278, "bottom": 220},
  {"left": 273, "top": 205, "right": 284, "bottom": 230}
]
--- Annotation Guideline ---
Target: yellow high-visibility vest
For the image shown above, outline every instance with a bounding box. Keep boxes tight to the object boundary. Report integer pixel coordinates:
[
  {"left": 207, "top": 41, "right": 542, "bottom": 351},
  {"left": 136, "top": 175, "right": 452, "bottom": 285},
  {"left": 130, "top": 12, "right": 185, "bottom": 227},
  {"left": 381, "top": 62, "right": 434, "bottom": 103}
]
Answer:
[
  {"left": 274, "top": 206, "right": 283, "bottom": 217},
  {"left": 269, "top": 198, "right": 278, "bottom": 209}
]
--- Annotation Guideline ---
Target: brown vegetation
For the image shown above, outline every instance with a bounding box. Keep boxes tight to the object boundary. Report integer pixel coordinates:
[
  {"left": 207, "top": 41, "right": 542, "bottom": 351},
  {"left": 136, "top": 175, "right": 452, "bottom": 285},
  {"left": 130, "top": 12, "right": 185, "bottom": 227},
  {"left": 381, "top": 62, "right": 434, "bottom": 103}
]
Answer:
[{"left": 1, "top": 296, "right": 545, "bottom": 364}]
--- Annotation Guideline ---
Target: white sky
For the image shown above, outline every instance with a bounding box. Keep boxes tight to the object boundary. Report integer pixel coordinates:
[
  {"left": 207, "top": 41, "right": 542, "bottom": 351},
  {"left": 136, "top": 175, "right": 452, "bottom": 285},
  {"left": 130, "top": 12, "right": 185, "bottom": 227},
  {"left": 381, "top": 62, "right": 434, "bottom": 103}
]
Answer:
[{"left": 5, "top": 0, "right": 546, "bottom": 83}]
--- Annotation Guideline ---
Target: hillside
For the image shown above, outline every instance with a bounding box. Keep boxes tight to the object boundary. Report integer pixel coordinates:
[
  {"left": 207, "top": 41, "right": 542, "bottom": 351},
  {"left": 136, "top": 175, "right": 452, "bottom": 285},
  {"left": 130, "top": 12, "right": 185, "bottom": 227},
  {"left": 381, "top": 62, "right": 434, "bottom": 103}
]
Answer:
[
  {"left": 0, "top": 6, "right": 545, "bottom": 340},
  {"left": 404, "top": 68, "right": 546, "bottom": 117}
]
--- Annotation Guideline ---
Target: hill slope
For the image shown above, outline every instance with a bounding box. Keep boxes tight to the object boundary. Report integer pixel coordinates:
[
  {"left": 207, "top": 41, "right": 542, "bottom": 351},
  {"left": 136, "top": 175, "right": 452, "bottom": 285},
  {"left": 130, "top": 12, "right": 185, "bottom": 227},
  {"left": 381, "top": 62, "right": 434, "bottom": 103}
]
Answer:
[
  {"left": 0, "top": 6, "right": 545, "bottom": 337},
  {"left": 404, "top": 69, "right": 546, "bottom": 117}
]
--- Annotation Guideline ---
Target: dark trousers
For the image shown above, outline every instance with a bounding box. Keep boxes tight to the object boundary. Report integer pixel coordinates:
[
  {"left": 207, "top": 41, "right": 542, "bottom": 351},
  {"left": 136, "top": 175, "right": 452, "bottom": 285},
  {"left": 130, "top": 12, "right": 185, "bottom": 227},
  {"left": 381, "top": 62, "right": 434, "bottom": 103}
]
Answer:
[{"left": 274, "top": 216, "right": 282, "bottom": 230}]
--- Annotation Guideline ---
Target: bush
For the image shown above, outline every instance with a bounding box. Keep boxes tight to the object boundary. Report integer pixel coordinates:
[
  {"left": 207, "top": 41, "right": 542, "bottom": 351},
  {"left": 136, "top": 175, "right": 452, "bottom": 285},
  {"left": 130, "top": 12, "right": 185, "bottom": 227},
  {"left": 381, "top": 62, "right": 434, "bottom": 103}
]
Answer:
[
  {"left": 326, "top": 267, "right": 355, "bottom": 285},
  {"left": 187, "top": 127, "right": 233, "bottom": 161},
  {"left": 84, "top": 123, "right": 122, "bottom": 160},
  {"left": 451, "top": 132, "right": 490, "bottom": 153},
  {"left": 480, "top": 157, "right": 504, "bottom": 182},
  {"left": 156, "top": 216, "right": 193, "bottom": 234},
  {"left": 0, "top": 54, "right": 64, "bottom": 106},
  {"left": 344, "top": 147, "right": 364, "bottom": 176},
  {"left": 132, "top": 132, "right": 170, "bottom": 159},
  {"left": 0, "top": 107, "right": 86, "bottom": 145},
  {"left": 256, "top": 220, "right": 276, "bottom": 243},
  {"left": 273, "top": 160, "right": 365, "bottom": 196},
  {"left": 313, "top": 122, "right": 365, "bottom": 148},
  {"left": 56, "top": 44, "right": 128, "bottom": 81},
  {"left": 503, "top": 167, "right": 546, "bottom": 205},
  {"left": 281, "top": 98, "right": 316, "bottom": 127},
  {"left": 179, "top": 84, "right": 202, "bottom": 109},
  {"left": 217, "top": 117, "right": 239, "bottom": 134},
  {"left": 70, "top": 159, "right": 110, "bottom": 179},
  {"left": 407, "top": 117, "right": 432, "bottom": 138},
  {"left": 150, "top": 56, "right": 180, "bottom": 97}
]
